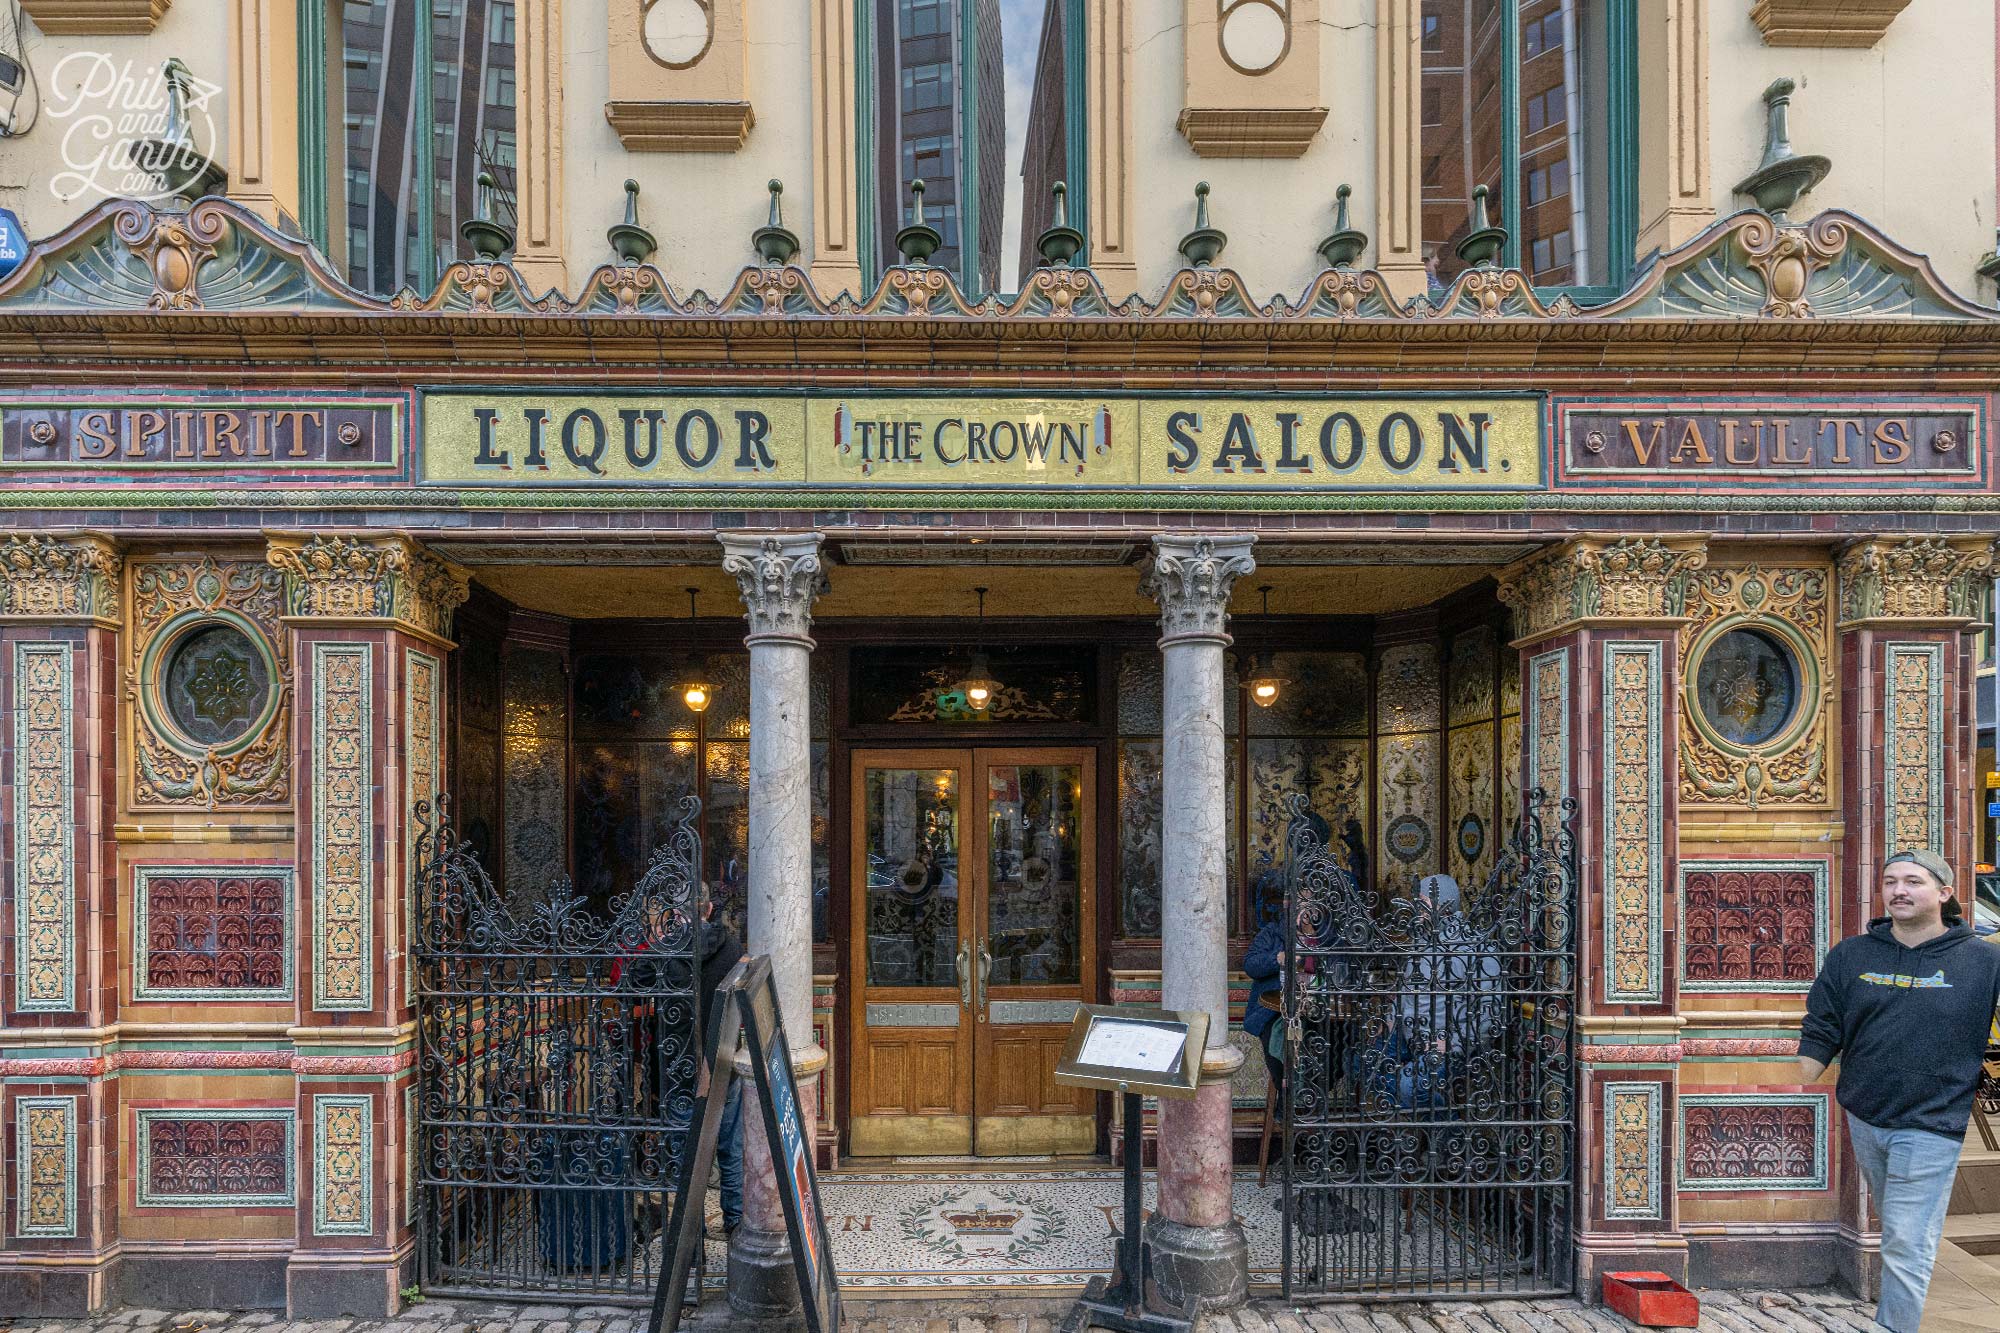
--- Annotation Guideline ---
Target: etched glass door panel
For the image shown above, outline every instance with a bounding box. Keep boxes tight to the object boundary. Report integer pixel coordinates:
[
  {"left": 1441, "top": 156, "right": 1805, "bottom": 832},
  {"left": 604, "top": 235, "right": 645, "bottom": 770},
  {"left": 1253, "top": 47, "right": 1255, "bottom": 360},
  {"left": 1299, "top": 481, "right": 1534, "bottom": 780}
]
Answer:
[
  {"left": 971, "top": 749, "right": 1096, "bottom": 1156},
  {"left": 849, "top": 752, "right": 975, "bottom": 1156}
]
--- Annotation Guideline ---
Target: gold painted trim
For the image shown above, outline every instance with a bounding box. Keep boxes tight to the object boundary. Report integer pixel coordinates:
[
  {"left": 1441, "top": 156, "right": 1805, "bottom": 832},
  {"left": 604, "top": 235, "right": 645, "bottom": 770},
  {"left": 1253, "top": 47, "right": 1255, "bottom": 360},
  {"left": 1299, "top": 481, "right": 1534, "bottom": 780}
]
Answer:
[
  {"left": 972, "top": 1114, "right": 1097, "bottom": 1157},
  {"left": 848, "top": 1114, "right": 973, "bottom": 1157}
]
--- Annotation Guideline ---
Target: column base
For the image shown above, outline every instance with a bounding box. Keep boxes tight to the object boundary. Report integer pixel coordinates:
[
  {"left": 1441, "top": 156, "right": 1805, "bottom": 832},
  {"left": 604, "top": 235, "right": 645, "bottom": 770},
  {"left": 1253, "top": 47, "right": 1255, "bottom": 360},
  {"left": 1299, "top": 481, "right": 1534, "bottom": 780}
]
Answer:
[
  {"left": 284, "top": 1255, "right": 404, "bottom": 1319},
  {"left": 1838, "top": 1229, "right": 1883, "bottom": 1303},
  {"left": 0, "top": 1254, "right": 118, "bottom": 1317},
  {"left": 1575, "top": 1236, "right": 1689, "bottom": 1303},
  {"left": 727, "top": 1222, "right": 803, "bottom": 1321},
  {"left": 1141, "top": 1213, "right": 1248, "bottom": 1313}
]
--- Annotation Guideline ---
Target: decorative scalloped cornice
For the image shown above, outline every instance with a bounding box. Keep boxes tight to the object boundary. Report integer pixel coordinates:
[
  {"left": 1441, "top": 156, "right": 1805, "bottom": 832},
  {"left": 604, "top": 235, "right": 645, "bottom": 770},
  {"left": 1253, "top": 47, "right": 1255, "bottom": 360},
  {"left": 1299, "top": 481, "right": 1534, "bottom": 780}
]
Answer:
[
  {"left": 0, "top": 197, "right": 1989, "bottom": 336},
  {"left": 1497, "top": 536, "right": 1711, "bottom": 645}
]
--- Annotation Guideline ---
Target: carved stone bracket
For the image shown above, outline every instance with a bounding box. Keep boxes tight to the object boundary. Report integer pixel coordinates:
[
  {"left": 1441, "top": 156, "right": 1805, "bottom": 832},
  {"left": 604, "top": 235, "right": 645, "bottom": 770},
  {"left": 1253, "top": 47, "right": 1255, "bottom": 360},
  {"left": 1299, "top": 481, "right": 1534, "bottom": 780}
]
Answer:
[
  {"left": 719, "top": 532, "right": 828, "bottom": 646},
  {"left": 19, "top": 0, "right": 168, "bottom": 33},
  {"left": 0, "top": 533, "right": 123, "bottom": 626},
  {"left": 1751, "top": 0, "right": 1911, "bottom": 48},
  {"left": 1498, "top": 535, "right": 1711, "bottom": 645},
  {"left": 1836, "top": 536, "right": 1996, "bottom": 628},
  {"left": 1141, "top": 534, "right": 1257, "bottom": 645},
  {"left": 265, "top": 533, "right": 471, "bottom": 644}
]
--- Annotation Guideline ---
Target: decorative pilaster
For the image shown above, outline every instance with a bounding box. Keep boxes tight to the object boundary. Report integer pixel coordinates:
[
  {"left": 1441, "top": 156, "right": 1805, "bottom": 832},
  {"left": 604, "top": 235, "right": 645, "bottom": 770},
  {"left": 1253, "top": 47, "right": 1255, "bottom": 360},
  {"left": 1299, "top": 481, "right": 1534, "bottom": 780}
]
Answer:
[
  {"left": 1086, "top": 0, "right": 1138, "bottom": 300},
  {"left": 1635, "top": 0, "right": 1713, "bottom": 255},
  {"left": 1138, "top": 533, "right": 1255, "bottom": 1313},
  {"left": 719, "top": 531, "right": 829, "bottom": 1318},
  {"left": 226, "top": 0, "right": 303, "bottom": 225},
  {"left": 1372, "top": 0, "right": 1425, "bottom": 301},
  {"left": 808, "top": 0, "right": 865, "bottom": 295},
  {"left": 1499, "top": 533, "right": 1706, "bottom": 1296},
  {"left": 269, "top": 533, "right": 463, "bottom": 1319},
  {"left": 0, "top": 533, "right": 124, "bottom": 1315},
  {"left": 1830, "top": 535, "right": 1990, "bottom": 1301},
  {"left": 514, "top": 0, "right": 570, "bottom": 292}
]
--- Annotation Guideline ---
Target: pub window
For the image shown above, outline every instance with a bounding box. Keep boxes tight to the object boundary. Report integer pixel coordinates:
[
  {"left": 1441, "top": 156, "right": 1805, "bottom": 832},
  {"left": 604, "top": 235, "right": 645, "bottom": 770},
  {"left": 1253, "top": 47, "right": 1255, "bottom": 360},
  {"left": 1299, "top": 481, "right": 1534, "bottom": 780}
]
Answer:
[
  {"left": 1420, "top": 0, "right": 1636, "bottom": 299},
  {"left": 302, "top": 0, "right": 520, "bottom": 296},
  {"left": 861, "top": 0, "right": 1089, "bottom": 296}
]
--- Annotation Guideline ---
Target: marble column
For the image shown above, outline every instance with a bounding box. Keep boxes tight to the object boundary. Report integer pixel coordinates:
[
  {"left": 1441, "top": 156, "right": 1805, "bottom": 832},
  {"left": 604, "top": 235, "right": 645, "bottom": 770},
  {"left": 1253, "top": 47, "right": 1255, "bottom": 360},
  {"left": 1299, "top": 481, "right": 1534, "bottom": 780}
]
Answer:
[
  {"left": 720, "top": 531, "right": 828, "bottom": 1319},
  {"left": 1139, "top": 532, "right": 1255, "bottom": 1313}
]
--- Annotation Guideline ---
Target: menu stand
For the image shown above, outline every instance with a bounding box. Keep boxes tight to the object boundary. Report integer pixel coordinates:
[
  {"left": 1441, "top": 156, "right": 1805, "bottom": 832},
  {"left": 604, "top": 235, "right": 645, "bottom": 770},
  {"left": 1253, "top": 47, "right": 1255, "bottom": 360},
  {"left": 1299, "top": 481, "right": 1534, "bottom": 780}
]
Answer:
[{"left": 1052, "top": 1005, "right": 1211, "bottom": 1333}]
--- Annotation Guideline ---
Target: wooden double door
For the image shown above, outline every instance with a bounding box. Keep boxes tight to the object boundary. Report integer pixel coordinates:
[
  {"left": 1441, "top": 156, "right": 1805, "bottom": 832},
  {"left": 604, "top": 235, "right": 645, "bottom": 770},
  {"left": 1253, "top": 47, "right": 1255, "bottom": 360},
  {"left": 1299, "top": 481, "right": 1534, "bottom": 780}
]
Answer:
[{"left": 847, "top": 747, "right": 1098, "bottom": 1157}]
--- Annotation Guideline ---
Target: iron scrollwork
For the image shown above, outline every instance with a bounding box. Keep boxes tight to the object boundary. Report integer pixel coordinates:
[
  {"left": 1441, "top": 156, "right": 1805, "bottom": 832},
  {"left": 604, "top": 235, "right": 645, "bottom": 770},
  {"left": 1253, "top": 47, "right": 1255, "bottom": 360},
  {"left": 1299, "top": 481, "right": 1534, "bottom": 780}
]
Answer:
[
  {"left": 1279, "top": 789, "right": 1578, "bottom": 1300},
  {"left": 413, "top": 793, "right": 705, "bottom": 1304}
]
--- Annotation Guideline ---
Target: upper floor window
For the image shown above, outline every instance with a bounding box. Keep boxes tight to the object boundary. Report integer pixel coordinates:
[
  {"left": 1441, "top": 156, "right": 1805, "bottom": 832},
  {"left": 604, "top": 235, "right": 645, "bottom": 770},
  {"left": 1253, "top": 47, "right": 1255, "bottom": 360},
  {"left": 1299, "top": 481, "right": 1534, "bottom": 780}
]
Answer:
[
  {"left": 314, "top": 0, "right": 518, "bottom": 296},
  {"left": 863, "top": 0, "right": 1087, "bottom": 297},
  {"left": 1419, "top": 0, "right": 1635, "bottom": 299}
]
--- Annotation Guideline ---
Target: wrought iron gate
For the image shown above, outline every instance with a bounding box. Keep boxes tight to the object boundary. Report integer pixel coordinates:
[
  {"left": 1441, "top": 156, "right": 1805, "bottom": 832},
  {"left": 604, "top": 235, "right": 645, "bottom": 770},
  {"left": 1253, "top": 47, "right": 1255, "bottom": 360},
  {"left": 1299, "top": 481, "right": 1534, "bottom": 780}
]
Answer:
[
  {"left": 413, "top": 796, "right": 704, "bottom": 1302},
  {"left": 1280, "top": 792, "right": 1578, "bottom": 1299}
]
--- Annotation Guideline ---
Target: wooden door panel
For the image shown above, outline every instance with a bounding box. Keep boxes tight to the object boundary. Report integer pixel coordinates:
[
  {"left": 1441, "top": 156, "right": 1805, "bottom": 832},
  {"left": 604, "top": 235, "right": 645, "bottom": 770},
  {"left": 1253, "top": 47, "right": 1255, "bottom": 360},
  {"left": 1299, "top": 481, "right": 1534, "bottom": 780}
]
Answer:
[{"left": 858, "top": 1033, "right": 965, "bottom": 1116}]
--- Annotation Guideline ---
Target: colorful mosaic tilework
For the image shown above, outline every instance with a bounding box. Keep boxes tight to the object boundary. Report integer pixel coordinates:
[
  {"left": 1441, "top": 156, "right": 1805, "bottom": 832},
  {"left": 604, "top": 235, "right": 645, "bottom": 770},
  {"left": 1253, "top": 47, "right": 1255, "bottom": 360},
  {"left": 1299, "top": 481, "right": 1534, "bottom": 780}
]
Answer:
[
  {"left": 313, "top": 1094, "right": 373, "bottom": 1236},
  {"left": 135, "top": 1108, "right": 296, "bottom": 1207},
  {"left": 1525, "top": 647, "right": 1569, "bottom": 804},
  {"left": 133, "top": 866, "right": 293, "bottom": 1001},
  {"left": 405, "top": 647, "right": 441, "bottom": 994},
  {"left": 1604, "top": 1080, "right": 1662, "bottom": 1221},
  {"left": 13, "top": 640, "right": 75, "bottom": 1012},
  {"left": 16, "top": 1094, "right": 78, "bottom": 1237},
  {"left": 1680, "top": 860, "right": 1826, "bottom": 992},
  {"left": 313, "top": 643, "right": 373, "bottom": 1011},
  {"left": 1884, "top": 642, "right": 1944, "bottom": 857},
  {"left": 1679, "top": 1094, "right": 1827, "bottom": 1192},
  {"left": 1604, "top": 641, "right": 1663, "bottom": 1004}
]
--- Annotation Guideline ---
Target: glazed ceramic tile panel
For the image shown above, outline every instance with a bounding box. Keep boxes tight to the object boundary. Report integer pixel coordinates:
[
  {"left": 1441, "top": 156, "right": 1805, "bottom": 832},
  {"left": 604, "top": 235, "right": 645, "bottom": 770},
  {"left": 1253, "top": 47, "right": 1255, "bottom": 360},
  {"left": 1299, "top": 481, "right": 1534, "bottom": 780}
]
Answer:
[
  {"left": 1603, "top": 1081, "right": 1662, "bottom": 1221},
  {"left": 405, "top": 648, "right": 443, "bottom": 993},
  {"left": 15, "top": 1095, "right": 77, "bottom": 1237},
  {"left": 1447, "top": 626, "right": 1497, "bottom": 728},
  {"left": 1446, "top": 724, "right": 1496, "bottom": 890},
  {"left": 1678, "top": 860, "right": 1827, "bottom": 992},
  {"left": 313, "top": 643, "right": 373, "bottom": 1011},
  {"left": 312, "top": 1094, "right": 373, "bottom": 1236},
  {"left": 1246, "top": 738, "right": 1366, "bottom": 883},
  {"left": 135, "top": 1109, "right": 296, "bottom": 1207},
  {"left": 1884, "top": 642, "right": 1945, "bottom": 856},
  {"left": 1244, "top": 651, "right": 1368, "bottom": 737},
  {"left": 13, "top": 640, "right": 74, "bottom": 1012},
  {"left": 132, "top": 866, "right": 293, "bottom": 1001},
  {"left": 1116, "top": 739, "right": 1238, "bottom": 936},
  {"left": 1603, "top": 641, "right": 1663, "bottom": 1004},
  {"left": 1525, "top": 647, "right": 1570, "bottom": 807},
  {"left": 1678, "top": 1094, "right": 1828, "bottom": 1192},
  {"left": 1375, "top": 641, "right": 1441, "bottom": 892},
  {"left": 503, "top": 645, "right": 568, "bottom": 901}
]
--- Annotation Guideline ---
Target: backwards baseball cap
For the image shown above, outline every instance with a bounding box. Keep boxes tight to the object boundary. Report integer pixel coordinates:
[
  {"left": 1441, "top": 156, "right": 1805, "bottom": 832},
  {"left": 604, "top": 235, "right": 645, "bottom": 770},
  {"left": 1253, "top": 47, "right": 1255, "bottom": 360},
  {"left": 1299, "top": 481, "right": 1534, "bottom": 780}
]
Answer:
[{"left": 1883, "top": 849, "right": 1955, "bottom": 888}]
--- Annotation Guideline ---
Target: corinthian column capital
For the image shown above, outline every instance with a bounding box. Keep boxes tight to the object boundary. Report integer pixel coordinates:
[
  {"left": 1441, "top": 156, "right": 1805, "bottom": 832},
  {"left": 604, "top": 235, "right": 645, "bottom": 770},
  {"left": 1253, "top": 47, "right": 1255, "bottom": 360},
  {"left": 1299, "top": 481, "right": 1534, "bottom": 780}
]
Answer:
[
  {"left": 1141, "top": 533, "right": 1257, "bottom": 646},
  {"left": 720, "top": 532, "right": 829, "bottom": 646},
  {"left": 1497, "top": 534, "right": 1709, "bottom": 645},
  {"left": 1836, "top": 535, "right": 1995, "bottom": 627},
  {"left": 0, "top": 532, "right": 123, "bottom": 627}
]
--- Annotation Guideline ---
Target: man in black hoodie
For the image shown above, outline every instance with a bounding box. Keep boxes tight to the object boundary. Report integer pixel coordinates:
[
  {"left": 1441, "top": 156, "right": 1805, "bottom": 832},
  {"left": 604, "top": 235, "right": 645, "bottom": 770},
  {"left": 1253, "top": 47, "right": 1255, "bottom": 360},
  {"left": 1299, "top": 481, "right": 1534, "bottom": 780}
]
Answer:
[{"left": 1799, "top": 849, "right": 2000, "bottom": 1333}]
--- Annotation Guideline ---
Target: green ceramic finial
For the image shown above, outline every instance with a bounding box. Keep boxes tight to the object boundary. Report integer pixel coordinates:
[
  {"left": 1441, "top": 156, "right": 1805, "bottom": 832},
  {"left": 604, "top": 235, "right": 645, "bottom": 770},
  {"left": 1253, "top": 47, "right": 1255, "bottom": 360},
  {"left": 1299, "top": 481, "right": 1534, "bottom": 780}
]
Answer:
[
  {"left": 1733, "top": 77, "right": 1831, "bottom": 219},
  {"left": 1036, "top": 181, "right": 1085, "bottom": 268},
  {"left": 461, "top": 170, "right": 515, "bottom": 261},
  {"left": 1178, "top": 181, "right": 1227, "bottom": 268},
  {"left": 1317, "top": 183, "right": 1369, "bottom": 270},
  {"left": 607, "top": 178, "right": 657, "bottom": 266},
  {"left": 1455, "top": 184, "right": 1507, "bottom": 269},
  {"left": 753, "top": 178, "right": 800, "bottom": 265},
  {"left": 895, "top": 178, "right": 943, "bottom": 266}
]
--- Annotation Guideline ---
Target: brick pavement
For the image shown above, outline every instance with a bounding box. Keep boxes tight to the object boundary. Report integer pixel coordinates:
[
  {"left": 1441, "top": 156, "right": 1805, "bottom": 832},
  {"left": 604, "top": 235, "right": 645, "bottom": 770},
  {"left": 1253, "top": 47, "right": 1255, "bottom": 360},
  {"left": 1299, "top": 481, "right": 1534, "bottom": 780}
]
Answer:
[{"left": 0, "top": 1288, "right": 1888, "bottom": 1333}]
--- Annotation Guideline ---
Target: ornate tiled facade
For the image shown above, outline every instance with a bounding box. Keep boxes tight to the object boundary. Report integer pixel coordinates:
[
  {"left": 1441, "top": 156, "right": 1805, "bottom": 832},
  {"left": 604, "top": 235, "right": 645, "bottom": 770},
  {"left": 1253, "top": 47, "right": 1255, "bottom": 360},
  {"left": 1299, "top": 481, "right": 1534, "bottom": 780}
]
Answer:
[
  {"left": 135, "top": 1109, "right": 296, "bottom": 1207},
  {"left": 312, "top": 644, "right": 373, "bottom": 1011},
  {"left": 1679, "top": 1095, "right": 1828, "bottom": 1192},
  {"left": 1526, "top": 647, "right": 1570, "bottom": 805},
  {"left": 15, "top": 1095, "right": 77, "bottom": 1237},
  {"left": 312, "top": 1094, "right": 373, "bottom": 1236},
  {"left": 1604, "top": 641, "right": 1664, "bottom": 1004},
  {"left": 1884, "top": 642, "right": 1945, "bottom": 857},
  {"left": 1603, "top": 1081, "right": 1662, "bottom": 1221},
  {"left": 13, "top": 640, "right": 74, "bottom": 1012},
  {"left": 1679, "top": 860, "right": 1826, "bottom": 992},
  {"left": 132, "top": 866, "right": 293, "bottom": 1001},
  {"left": 404, "top": 648, "right": 442, "bottom": 992}
]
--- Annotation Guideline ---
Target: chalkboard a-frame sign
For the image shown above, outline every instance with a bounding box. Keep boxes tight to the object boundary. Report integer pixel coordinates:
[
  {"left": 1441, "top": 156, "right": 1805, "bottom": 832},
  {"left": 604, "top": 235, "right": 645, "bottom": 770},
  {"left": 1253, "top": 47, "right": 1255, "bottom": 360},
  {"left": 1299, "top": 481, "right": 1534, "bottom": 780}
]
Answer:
[{"left": 649, "top": 955, "right": 842, "bottom": 1333}]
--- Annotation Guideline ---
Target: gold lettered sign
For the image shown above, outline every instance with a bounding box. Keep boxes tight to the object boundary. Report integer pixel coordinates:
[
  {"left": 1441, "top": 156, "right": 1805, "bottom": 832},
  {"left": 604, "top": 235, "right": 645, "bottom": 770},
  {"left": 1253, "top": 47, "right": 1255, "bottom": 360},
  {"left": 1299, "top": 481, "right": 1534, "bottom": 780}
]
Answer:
[{"left": 418, "top": 391, "right": 1544, "bottom": 492}]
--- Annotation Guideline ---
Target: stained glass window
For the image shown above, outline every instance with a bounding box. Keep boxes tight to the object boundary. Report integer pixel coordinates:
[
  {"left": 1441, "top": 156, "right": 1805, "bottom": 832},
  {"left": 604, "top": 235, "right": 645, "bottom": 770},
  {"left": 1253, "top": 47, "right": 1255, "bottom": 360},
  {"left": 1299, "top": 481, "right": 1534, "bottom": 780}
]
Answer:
[
  {"left": 163, "top": 622, "right": 272, "bottom": 749},
  {"left": 1694, "top": 627, "right": 1800, "bottom": 749}
]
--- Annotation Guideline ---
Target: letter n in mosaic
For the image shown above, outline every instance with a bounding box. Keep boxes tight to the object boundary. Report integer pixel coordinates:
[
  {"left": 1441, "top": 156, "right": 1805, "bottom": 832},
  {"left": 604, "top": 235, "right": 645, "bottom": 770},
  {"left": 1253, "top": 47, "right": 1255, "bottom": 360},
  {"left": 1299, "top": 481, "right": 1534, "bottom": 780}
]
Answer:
[
  {"left": 1603, "top": 1081, "right": 1661, "bottom": 1221},
  {"left": 1603, "top": 641, "right": 1663, "bottom": 1004},
  {"left": 16, "top": 1095, "right": 77, "bottom": 1236},
  {"left": 13, "top": 641, "right": 75, "bottom": 1013},
  {"left": 313, "top": 643, "right": 372, "bottom": 1010},
  {"left": 1884, "top": 642, "right": 1944, "bottom": 857},
  {"left": 313, "top": 1094, "right": 373, "bottom": 1236}
]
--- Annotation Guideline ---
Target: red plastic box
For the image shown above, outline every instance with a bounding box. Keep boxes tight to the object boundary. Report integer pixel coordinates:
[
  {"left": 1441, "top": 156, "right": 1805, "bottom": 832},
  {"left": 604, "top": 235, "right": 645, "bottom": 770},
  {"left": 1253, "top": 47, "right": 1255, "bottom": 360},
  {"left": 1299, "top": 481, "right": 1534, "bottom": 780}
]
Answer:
[{"left": 1602, "top": 1271, "right": 1700, "bottom": 1328}]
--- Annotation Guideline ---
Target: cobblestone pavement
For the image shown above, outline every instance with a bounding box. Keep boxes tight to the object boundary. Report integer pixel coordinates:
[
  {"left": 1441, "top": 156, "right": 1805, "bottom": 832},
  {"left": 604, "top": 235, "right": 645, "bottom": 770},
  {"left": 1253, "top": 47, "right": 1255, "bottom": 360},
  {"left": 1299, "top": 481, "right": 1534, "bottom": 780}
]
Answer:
[{"left": 0, "top": 1288, "right": 1886, "bottom": 1333}]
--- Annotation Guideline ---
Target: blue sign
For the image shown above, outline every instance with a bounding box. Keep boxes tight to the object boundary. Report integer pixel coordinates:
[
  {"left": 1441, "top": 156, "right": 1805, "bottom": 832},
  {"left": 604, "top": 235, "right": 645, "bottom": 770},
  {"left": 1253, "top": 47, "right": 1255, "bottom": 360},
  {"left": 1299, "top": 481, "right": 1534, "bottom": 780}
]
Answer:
[
  {"left": 0, "top": 209, "right": 25, "bottom": 282},
  {"left": 1987, "top": 801, "right": 1999, "bottom": 818}
]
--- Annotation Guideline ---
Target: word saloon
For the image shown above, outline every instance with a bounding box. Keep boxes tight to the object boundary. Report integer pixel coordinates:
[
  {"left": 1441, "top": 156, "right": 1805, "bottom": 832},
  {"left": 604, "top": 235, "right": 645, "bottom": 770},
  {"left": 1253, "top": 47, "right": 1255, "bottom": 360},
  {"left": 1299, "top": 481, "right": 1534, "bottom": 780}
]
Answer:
[{"left": 419, "top": 393, "right": 1545, "bottom": 492}]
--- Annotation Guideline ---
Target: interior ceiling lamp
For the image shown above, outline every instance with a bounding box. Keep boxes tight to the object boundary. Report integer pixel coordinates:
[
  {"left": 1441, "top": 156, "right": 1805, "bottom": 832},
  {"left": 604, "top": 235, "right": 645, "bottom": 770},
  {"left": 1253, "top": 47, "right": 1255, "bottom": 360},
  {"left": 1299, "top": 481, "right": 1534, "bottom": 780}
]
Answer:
[
  {"left": 681, "top": 587, "right": 711, "bottom": 714},
  {"left": 957, "top": 586, "right": 1002, "bottom": 713},
  {"left": 1245, "top": 585, "right": 1285, "bottom": 708}
]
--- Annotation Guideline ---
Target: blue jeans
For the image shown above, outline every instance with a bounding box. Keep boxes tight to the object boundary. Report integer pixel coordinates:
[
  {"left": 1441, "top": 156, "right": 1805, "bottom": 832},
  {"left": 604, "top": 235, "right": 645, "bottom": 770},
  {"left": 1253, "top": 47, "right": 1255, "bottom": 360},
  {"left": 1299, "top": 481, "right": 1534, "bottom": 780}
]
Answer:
[
  {"left": 716, "top": 1079, "right": 744, "bottom": 1229},
  {"left": 1846, "top": 1113, "right": 1962, "bottom": 1333}
]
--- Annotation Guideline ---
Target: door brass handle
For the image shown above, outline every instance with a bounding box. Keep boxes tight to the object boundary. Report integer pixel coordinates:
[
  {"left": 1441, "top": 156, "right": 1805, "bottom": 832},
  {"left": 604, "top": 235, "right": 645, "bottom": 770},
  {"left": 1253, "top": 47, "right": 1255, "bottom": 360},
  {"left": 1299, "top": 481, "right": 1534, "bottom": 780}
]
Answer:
[
  {"left": 957, "top": 942, "right": 973, "bottom": 1007},
  {"left": 977, "top": 941, "right": 994, "bottom": 1009}
]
